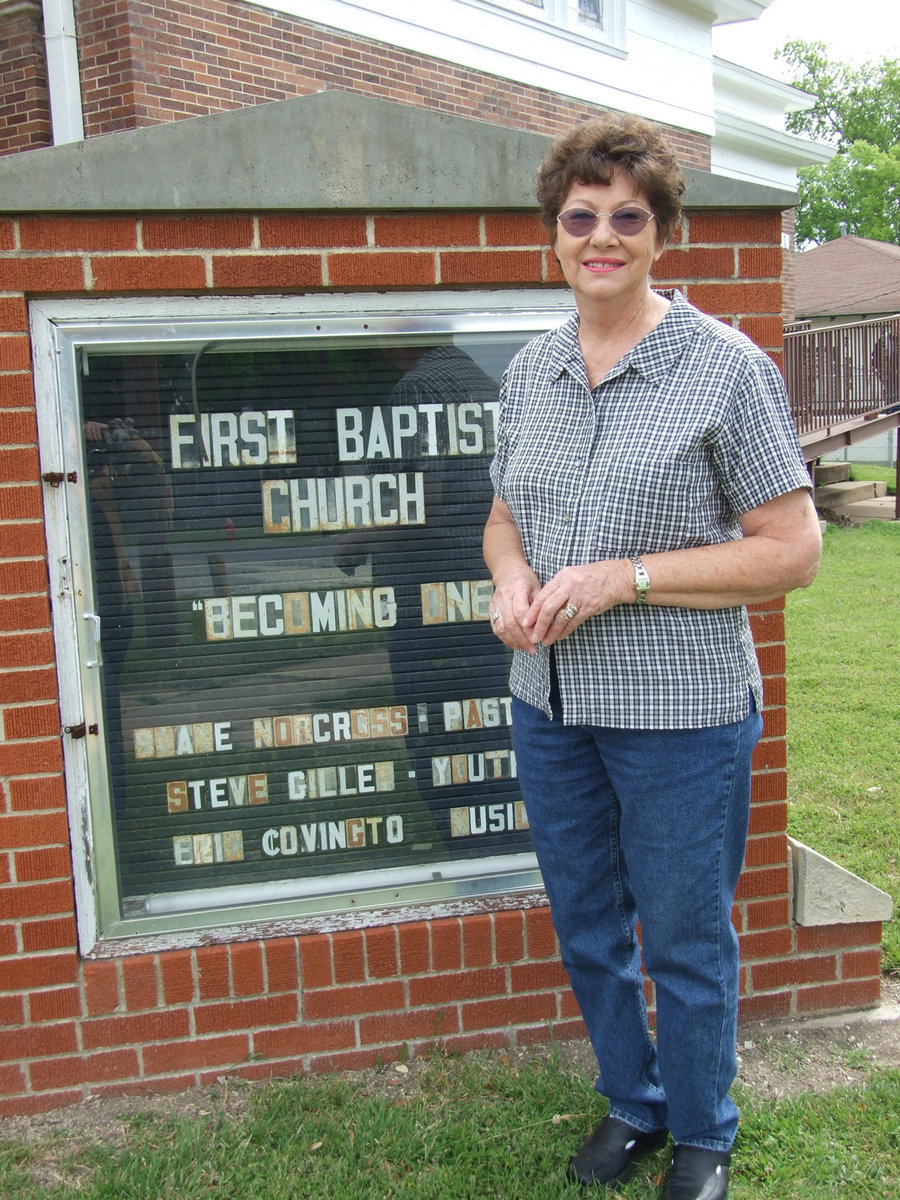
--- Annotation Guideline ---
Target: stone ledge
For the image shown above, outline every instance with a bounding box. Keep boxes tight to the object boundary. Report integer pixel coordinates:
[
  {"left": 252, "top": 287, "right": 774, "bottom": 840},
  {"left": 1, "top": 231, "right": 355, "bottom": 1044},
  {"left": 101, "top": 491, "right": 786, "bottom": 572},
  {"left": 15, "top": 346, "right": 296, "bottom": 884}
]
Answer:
[{"left": 789, "top": 836, "right": 894, "bottom": 927}]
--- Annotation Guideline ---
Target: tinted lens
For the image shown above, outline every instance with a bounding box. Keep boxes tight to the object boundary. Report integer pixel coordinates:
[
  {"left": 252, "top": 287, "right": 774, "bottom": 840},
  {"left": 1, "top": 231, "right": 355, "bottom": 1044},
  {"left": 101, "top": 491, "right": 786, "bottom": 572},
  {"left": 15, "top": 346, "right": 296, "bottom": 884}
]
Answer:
[
  {"left": 557, "top": 209, "right": 599, "bottom": 236},
  {"left": 610, "top": 207, "right": 652, "bottom": 235}
]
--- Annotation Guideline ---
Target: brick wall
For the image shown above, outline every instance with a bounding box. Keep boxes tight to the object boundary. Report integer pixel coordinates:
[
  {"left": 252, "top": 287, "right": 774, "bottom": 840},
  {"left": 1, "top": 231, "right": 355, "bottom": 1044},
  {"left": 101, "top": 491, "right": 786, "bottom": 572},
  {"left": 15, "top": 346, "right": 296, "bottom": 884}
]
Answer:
[
  {"left": 0, "top": 206, "right": 883, "bottom": 1115},
  {"left": 1, "top": 0, "right": 708, "bottom": 169},
  {"left": 0, "top": 4, "right": 52, "bottom": 155}
]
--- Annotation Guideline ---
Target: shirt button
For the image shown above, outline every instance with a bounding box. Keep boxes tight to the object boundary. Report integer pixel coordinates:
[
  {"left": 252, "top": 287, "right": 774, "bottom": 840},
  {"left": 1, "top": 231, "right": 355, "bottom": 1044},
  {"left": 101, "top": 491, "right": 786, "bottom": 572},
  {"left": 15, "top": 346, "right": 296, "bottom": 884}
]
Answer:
[{"left": 563, "top": 513, "right": 573, "bottom": 522}]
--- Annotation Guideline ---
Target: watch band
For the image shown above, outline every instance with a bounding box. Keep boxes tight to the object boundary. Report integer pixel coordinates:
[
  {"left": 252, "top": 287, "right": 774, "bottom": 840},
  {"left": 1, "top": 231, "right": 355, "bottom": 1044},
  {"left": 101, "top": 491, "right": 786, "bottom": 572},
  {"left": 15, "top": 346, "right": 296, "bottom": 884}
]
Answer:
[{"left": 631, "top": 556, "right": 650, "bottom": 605}]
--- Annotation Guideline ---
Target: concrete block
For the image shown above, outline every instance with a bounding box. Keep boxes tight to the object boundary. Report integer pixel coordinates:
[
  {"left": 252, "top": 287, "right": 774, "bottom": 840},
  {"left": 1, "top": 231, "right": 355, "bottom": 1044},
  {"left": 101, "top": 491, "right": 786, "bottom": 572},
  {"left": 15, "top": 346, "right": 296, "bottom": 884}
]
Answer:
[{"left": 789, "top": 837, "right": 893, "bottom": 927}]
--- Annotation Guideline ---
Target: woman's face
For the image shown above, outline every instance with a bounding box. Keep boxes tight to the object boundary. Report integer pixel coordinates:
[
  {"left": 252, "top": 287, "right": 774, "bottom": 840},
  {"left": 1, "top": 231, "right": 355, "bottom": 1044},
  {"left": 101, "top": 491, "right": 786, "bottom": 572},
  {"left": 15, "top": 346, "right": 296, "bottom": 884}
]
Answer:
[{"left": 554, "top": 172, "right": 664, "bottom": 311}]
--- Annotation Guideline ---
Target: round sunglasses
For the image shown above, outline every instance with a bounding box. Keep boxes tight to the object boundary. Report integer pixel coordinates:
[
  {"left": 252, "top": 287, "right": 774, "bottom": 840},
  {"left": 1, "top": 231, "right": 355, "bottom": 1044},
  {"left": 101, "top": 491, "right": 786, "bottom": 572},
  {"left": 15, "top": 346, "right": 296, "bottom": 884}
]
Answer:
[{"left": 556, "top": 206, "right": 655, "bottom": 238}]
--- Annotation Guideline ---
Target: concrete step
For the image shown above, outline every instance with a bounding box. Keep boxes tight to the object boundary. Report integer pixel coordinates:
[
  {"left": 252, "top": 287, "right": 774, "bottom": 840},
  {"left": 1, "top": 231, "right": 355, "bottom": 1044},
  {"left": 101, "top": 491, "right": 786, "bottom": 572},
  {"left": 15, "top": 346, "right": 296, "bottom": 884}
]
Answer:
[
  {"left": 814, "top": 480, "right": 887, "bottom": 507},
  {"left": 830, "top": 495, "right": 899, "bottom": 524},
  {"left": 813, "top": 462, "right": 852, "bottom": 486}
]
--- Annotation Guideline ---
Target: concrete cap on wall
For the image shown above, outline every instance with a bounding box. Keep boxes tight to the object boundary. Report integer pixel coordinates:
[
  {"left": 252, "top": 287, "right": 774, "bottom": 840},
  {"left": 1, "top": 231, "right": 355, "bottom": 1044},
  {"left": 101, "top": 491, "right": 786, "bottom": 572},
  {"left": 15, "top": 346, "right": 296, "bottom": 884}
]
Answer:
[{"left": 0, "top": 89, "right": 798, "bottom": 214}]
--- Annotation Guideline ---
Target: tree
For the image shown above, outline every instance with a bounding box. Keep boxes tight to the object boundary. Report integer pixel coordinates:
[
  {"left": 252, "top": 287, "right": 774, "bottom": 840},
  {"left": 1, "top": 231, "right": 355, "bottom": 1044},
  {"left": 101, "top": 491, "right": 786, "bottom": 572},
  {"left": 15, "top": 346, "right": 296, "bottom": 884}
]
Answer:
[{"left": 778, "top": 41, "right": 900, "bottom": 246}]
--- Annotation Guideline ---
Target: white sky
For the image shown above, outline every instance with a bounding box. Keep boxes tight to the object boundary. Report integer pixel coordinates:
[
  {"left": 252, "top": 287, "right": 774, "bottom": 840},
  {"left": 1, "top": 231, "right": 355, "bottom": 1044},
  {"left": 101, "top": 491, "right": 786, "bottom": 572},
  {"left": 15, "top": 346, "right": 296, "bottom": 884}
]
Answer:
[{"left": 712, "top": 0, "right": 900, "bottom": 77}]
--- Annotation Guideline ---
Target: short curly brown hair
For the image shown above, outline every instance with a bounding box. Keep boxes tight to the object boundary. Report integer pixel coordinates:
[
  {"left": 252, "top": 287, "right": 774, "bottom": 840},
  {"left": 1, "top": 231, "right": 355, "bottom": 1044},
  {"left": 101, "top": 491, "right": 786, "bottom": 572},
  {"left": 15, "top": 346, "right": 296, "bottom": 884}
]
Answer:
[{"left": 536, "top": 113, "right": 685, "bottom": 247}]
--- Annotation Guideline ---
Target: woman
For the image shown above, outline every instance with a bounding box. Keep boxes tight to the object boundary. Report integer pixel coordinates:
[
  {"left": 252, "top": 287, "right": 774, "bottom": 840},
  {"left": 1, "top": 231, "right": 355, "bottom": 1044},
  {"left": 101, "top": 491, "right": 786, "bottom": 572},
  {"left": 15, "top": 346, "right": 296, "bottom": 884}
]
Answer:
[{"left": 484, "top": 114, "right": 821, "bottom": 1200}]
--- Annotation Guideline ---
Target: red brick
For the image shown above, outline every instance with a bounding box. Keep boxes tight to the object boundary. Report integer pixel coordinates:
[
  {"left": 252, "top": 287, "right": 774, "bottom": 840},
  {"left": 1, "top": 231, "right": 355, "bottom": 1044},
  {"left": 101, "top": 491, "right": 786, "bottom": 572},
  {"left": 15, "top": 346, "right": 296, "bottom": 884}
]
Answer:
[
  {"left": 462, "top": 914, "right": 493, "bottom": 968},
  {"left": 0, "top": 1090, "right": 82, "bottom": 1116},
  {"left": 688, "top": 212, "right": 782, "bottom": 245},
  {"left": 0, "top": 258, "right": 85, "bottom": 292},
  {"left": 364, "top": 925, "right": 398, "bottom": 979},
  {"left": 461, "top": 992, "right": 557, "bottom": 1031},
  {"left": 212, "top": 253, "right": 323, "bottom": 289},
  {"left": 740, "top": 316, "right": 784, "bottom": 349},
  {"left": 19, "top": 216, "right": 137, "bottom": 251},
  {"left": 653, "top": 246, "right": 735, "bottom": 280},
  {"left": 483, "top": 213, "right": 545, "bottom": 246},
  {"left": 842, "top": 949, "right": 882, "bottom": 980},
  {"left": 4, "top": 703, "right": 60, "bottom": 740},
  {"left": 739, "top": 247, "right": 782, "bottom": 279},
  {"left": 738, "top": 928, "right": 794, "bottom": 961},
  {"left": 83, "top": 959, "right": 120, "bottom": 1016},
  {"left": 749, "top": 609, "right": 785, "bottom": 645},
  {"left": 440, "top": 249, "right": 542, "bottom": 285},
  {"left": 13, "top": 847, "right": 71, "bottom": 883},
  {"left": 28, "top": 986, "right": 82, "bottom": 1023},
  {"left": 358, "top": 1006, "right": 459, "bottom": 1047},
  {"left": 0, "top": 1020, "right": 77, "bottom": 1061},
  {"left": 687, "top": 282, "right": 782, "bottom": 316},
  {"left": 307, "top": 1047, "right": 386, "bottom": 1075},
  {"left": 331, "top": 930, "right": 365, "bottom": 984},
  {"left": 493, "top": 910, "right": 524, "bottom": 963},
  {"left": 259, "top": 215, "right": 367, "bottom": 249},
  {"left": 160, "top": 948, "right": 195, "bottom": 1005},
  {"left": 374, "top": 213, "right": 480, "bottom": 247},
  {"left": 0, "top": 336, "right": 32, "bottom": 372},
  {"left": 398, "top": 921, "right": 430, "bottom": 975},
  {"left": 142, "top": 216, "right": 254, "bottom": 250},
  {"left": 525, "top": 906, "right": 557, "bottom": 959},
  {"left": 89, "top": 255, "right": 206, "bottom": 292},
  {"left": 0, "top": 448, "right": 40, "bottom": 485},
  {"left": 30, "top": 1048, "right": 139, "bottom": 1090},
  {"left": 0, "top": 374, "right": 34, "bottom": 408},
  {"left": 750, "top": 771, "right": 788, "bottom": 805},
  {"left": 0, "top": 881, "right": 74, "bottom": 919},
  {"left": 230, "top": 941, "right": 264, "bottom": 996},
  {"left": 795, "top": 978, "right": 881, "bottom": 1014},
  {"left": 21, "top": 916, "right": 77, "bottom": 952},
  {"left": 745, "top": 897, "right": 791, "bottom": 930},
  {"left": 6, "top": 774, "right": 66, "bottom": 813},
  {"left": 265, "top": 938, "right": 299, "bottom": 992},
  {"left": 752, "top": 954, "right": 837, "bottom": 992},
  {"left": 509, "top": 960, "right": 570, "bottom": 993},
  {"left": 303, "top": 981, "right": 404, "bottom": 1021},
  {"left": 747, "top": 801, "right": 787, "bottom": 835},
  {"left": 142, "top": 1034, "right": 250, "bottom": 1075},
  {"left": 196, "top": 944, "right": 231, "bottom": 1000},
  {"left": 430, "top": 918, "right": 462, "bottom": 971},
  {"left": 751, "top": 737, "right": 787, "bottom": 772},
  {"left": 81, "top": 1009, "right": 190, "bottom": 1050},
  {"left": 735, "top": 865, "right": 788, "bottom": 900},
  {"left": 738, "top": 991, "right": 791, "bottom": 1022},
  {"left": 329, "top": 250, "right": 435, "bottom": 288},
  {"left": 0, "top": 297, "right": 29, "bottom": 331},
  {"left": 0, "top": 994, "right": 24, "bottom": 1026},
  {"left": 194, "top": 993, "right": 299, "bottom": 1034},
  {"left": 253, "top": 1020, "right": 357, "bottom": 1060},
  {"left": 0, "top": 1063, "right": 26, "bottom": 1096},
  {"left": 0, "top": 738, "right": 62, "bottom": 776},
  {"left": 408, "top": 968, "right": 505, "bottom": 1008},
  {"left": 743, "top": 834, "right": 786, "bottom": 868},
  {"left": 120, "top": 955, "right": 158, "bottom": 1012},
  {"left": 0, "top": 594, "right": 50, "bottom": 631},
  {"left": 0, "top": 561, "right": 49, "bottom": 598},
  {"left": 435, "top": 1031, "right": 508, "bottom": 1058},
  {"left": 518, "top": 1017, "right": 585, "bottom": 1046},
  {"left": 0, "top": 633, "right": 55, "bottom": 674},
  {"left": 760, "top": 706, "right": 786, "bottom": 739},
  {"left": 795, "top": 922, "right": 883, "bottom": 952},
  {"left": 0, "top": 484, "right": 42, "bottom": 523}
]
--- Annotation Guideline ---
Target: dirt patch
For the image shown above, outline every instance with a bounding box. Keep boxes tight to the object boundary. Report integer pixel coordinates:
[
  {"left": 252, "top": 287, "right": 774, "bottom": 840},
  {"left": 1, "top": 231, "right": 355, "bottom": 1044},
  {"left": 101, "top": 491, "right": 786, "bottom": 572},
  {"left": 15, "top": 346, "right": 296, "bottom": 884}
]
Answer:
[{"left": 2, "top": 978, "right": 898, "bottom": 1161}]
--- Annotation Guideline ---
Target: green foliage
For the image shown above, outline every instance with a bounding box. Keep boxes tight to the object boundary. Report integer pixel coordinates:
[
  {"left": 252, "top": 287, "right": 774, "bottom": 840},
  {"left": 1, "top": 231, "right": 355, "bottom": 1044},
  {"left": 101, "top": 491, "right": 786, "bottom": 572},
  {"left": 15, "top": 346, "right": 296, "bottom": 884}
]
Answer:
[
  {"left": 785, "top": 520, "right": 899, "bottom": 970},
  {"left": 778, "top": 41, "right": 900, "bottom": 245}
]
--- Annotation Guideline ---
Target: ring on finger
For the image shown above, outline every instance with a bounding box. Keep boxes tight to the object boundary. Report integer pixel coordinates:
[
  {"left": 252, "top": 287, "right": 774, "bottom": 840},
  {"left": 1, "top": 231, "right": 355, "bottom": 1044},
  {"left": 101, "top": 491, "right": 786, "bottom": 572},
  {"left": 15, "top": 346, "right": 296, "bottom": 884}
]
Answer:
[
  {"left": 561, "top": 603, "right": 578, "bottom": 620},
  {"left": 490, "top": 611, "right": 501, "bottom": 623}
]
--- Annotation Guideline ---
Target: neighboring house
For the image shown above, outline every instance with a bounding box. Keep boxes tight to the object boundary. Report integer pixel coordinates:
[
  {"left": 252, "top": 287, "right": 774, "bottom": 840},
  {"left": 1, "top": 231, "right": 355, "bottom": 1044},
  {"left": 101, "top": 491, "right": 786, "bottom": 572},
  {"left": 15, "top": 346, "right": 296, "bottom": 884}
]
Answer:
[
  {"left": 794, "top": 236, "right": 900, "bottom": 325},
  {"left": 0, "top": 0, "right": 886, "bottom": 1118}
]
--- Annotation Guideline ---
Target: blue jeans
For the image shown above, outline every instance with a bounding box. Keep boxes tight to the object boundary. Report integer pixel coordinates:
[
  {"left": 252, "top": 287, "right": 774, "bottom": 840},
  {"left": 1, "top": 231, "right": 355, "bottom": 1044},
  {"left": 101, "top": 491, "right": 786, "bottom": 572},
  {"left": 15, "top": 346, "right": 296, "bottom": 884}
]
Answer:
[{"left": 512, "top": 691, "right": 762, "bottom": 1151}]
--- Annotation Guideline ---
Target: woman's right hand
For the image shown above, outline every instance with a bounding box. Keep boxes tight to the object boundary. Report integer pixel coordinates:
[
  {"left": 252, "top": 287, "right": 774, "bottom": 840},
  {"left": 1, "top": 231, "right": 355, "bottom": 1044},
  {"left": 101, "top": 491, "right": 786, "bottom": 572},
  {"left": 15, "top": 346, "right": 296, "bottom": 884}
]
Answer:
[{"left": 488, "top": 567, "right": 542, "bottom": 653}]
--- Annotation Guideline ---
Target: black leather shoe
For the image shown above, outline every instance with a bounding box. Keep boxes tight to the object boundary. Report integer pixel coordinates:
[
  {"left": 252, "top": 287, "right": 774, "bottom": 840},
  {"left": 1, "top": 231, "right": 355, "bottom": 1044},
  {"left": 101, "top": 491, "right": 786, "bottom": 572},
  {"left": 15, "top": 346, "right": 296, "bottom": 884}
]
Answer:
[
  {"left": 663, "top": 1145, "right": 731, "bottom": 1200},
  {"left": 567, "top": 1114, "right": 669, "bottom": 1187}
]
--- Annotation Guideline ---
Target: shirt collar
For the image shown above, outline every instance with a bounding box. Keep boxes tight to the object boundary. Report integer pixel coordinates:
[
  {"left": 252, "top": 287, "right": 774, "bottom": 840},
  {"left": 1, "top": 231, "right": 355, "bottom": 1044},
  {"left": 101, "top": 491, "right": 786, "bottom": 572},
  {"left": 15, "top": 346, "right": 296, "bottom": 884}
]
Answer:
[{"left": 551, "top": 288, "right": 700, "bottom": 387}]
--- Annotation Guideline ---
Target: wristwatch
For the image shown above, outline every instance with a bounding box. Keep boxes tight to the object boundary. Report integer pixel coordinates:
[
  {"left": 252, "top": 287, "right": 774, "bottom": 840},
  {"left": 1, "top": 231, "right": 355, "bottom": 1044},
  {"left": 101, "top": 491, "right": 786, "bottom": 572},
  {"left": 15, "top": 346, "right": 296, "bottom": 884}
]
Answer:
[{"left": 631, "top": 556, "right": 650, "bottom": 605}]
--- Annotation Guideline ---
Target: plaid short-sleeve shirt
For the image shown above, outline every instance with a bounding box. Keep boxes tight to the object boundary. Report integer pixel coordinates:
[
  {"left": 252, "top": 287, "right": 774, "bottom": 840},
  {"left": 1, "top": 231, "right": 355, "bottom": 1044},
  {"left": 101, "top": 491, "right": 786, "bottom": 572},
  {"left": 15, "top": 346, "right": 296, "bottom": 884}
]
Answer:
[{"left": 490, "top": 290, "right": 812, "bottom": 729}]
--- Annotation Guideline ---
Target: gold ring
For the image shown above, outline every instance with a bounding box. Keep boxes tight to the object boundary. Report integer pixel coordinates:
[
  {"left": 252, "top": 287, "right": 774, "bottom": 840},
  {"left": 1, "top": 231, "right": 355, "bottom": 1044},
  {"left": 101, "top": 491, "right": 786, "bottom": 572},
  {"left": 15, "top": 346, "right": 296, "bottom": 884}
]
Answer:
[{"left": 561, "top": 603, "right": 578, "bottom": 620}]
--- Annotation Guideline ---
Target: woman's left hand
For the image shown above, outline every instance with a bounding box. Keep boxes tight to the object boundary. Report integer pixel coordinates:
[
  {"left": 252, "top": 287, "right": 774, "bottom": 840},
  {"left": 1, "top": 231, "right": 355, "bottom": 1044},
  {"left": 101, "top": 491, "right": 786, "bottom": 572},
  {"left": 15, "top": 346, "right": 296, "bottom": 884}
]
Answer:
[{"left": 522, "top": 560, "right": 633, "bottom": 646}]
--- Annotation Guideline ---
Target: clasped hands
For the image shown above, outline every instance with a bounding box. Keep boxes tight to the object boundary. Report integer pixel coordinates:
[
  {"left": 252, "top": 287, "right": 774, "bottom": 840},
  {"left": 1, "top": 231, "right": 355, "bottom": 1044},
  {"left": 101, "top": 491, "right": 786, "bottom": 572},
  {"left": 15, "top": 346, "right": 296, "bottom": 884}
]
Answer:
[{"left": 489, "top": 560, "right": 633, "bottom": 653}]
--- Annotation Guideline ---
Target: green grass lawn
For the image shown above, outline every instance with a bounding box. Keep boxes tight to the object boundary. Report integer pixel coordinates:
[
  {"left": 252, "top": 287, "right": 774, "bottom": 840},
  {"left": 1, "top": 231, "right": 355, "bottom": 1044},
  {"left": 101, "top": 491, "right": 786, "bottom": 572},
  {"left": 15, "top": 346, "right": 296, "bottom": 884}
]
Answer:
[
  {"left": 785, "top": 519, "right": 900, "bottom": 970},
  {"left": 2, "top": 1057, "right": 898, "bottom": 1199}
]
